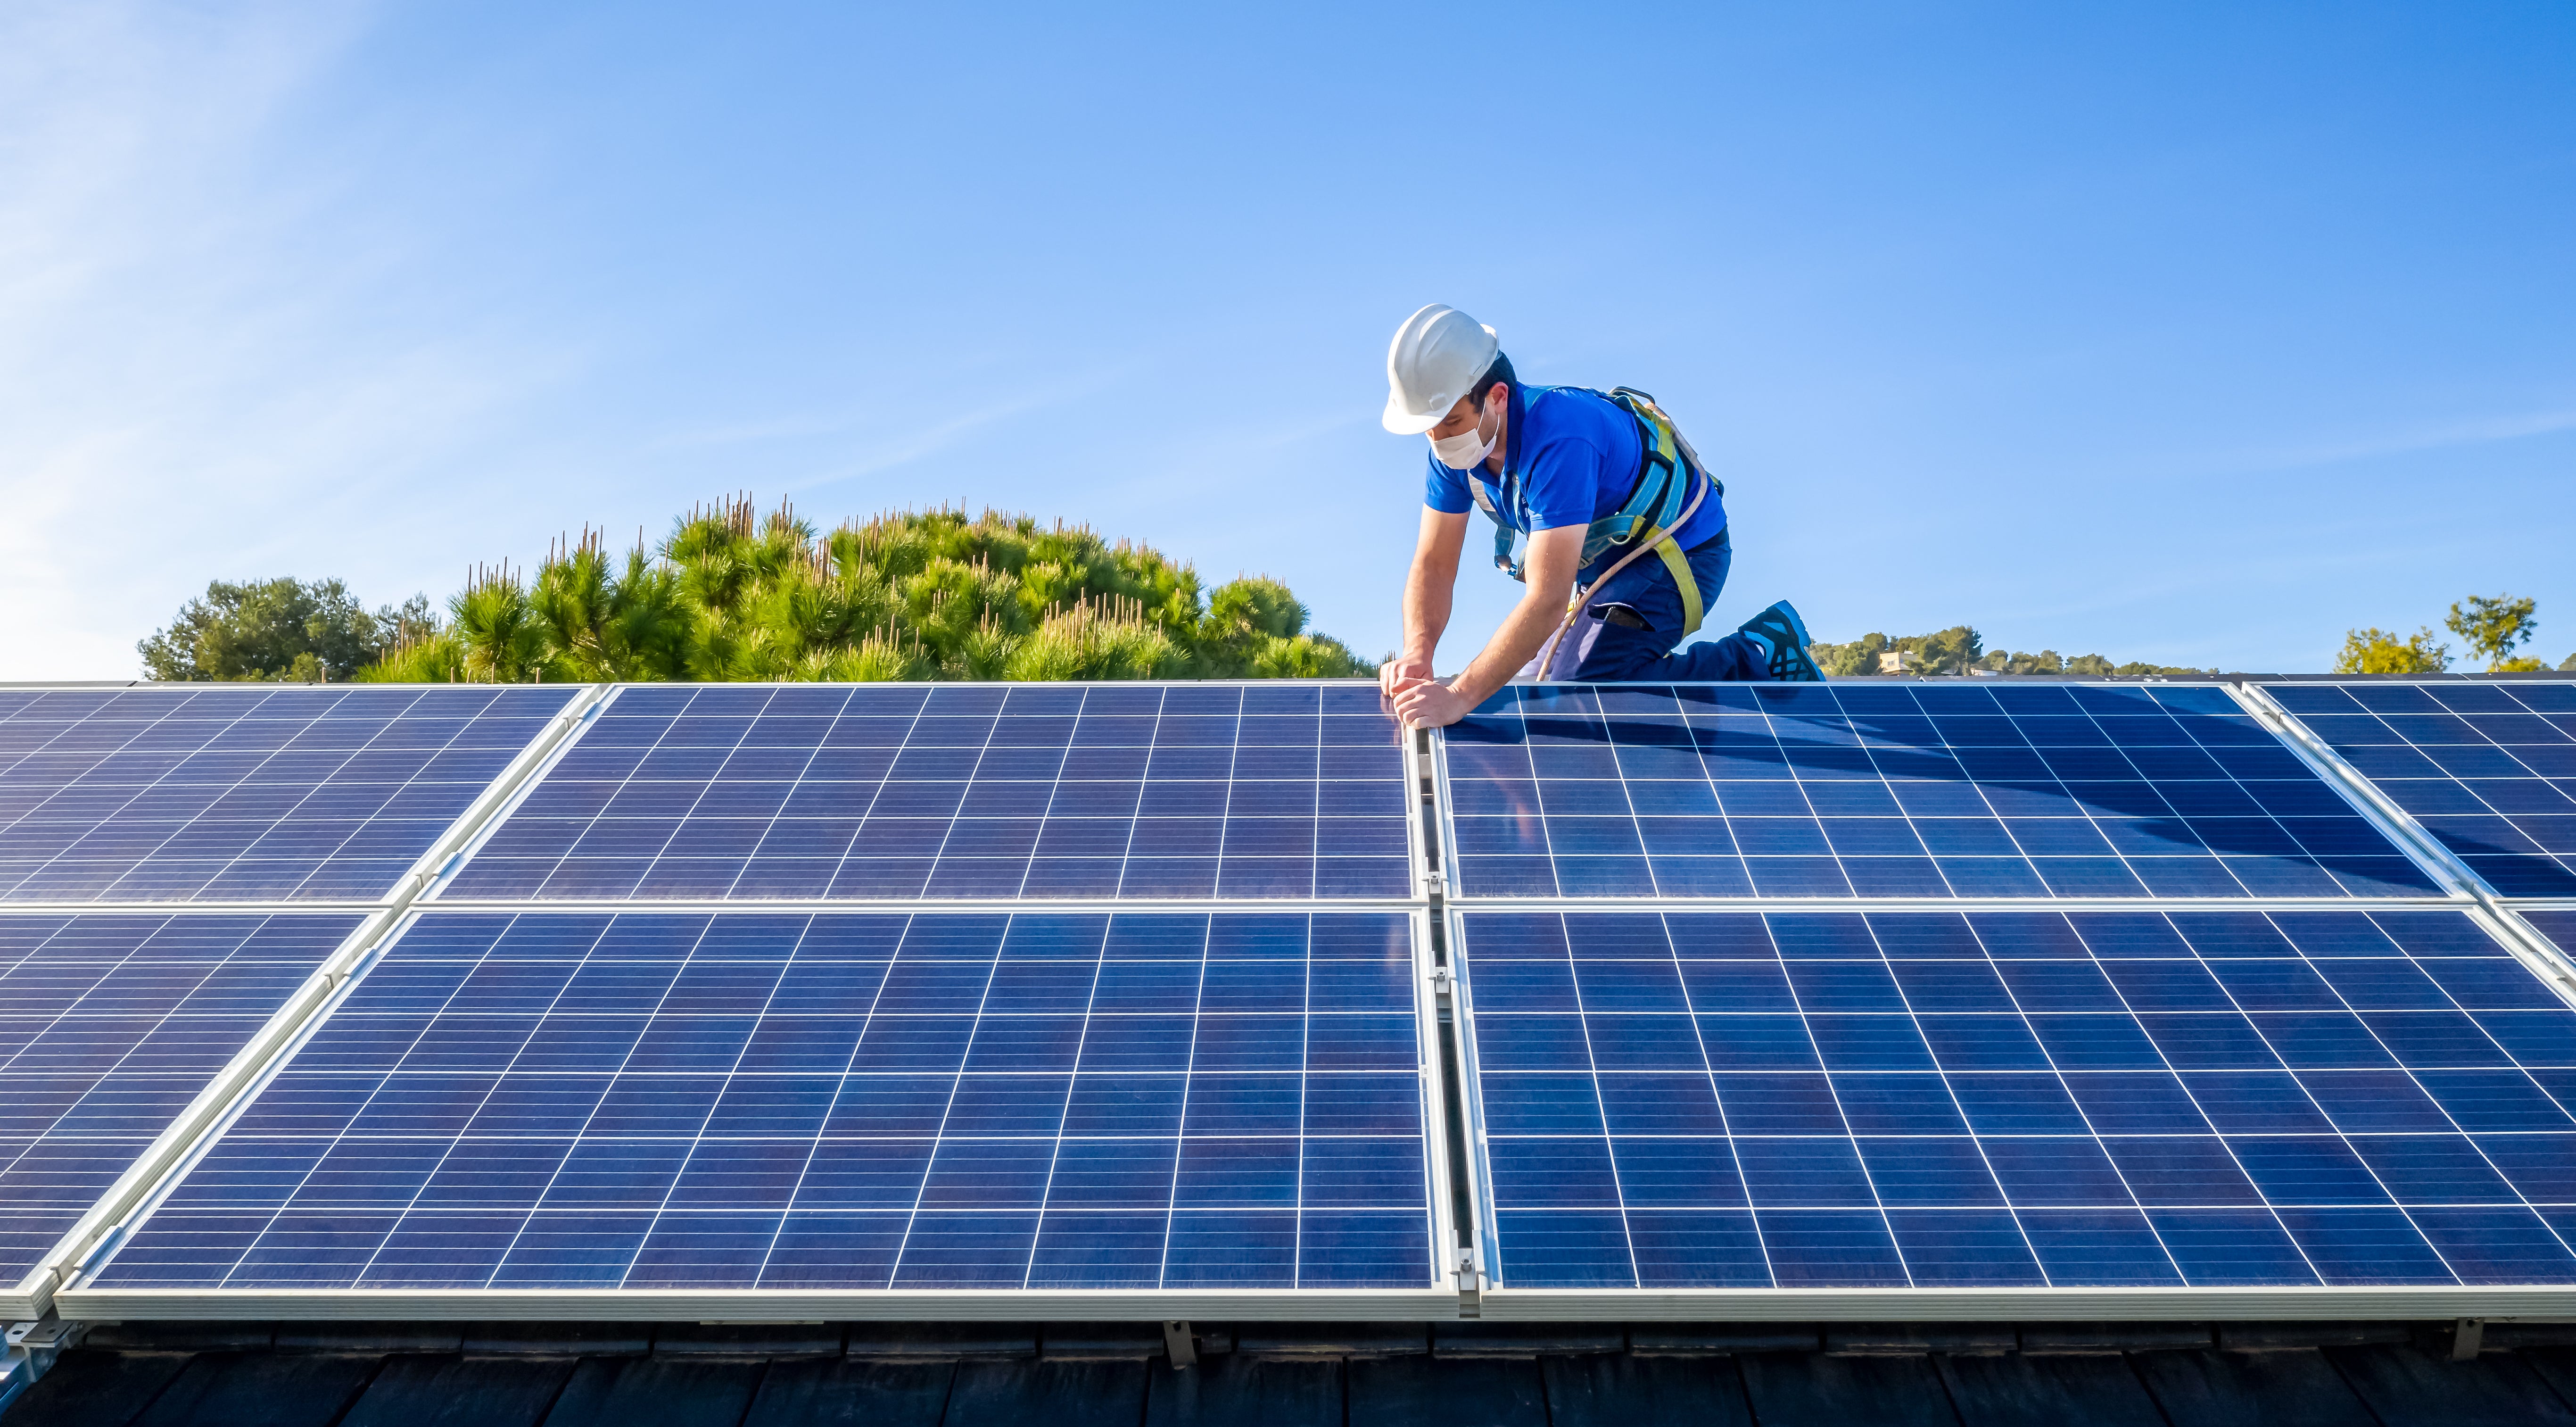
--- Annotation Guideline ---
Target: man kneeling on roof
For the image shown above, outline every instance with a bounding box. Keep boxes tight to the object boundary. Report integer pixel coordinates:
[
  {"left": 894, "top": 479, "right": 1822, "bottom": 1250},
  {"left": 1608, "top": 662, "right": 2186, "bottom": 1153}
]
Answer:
[{"left": 1377, "top": 303, "right": 1821, "bottom": 730}]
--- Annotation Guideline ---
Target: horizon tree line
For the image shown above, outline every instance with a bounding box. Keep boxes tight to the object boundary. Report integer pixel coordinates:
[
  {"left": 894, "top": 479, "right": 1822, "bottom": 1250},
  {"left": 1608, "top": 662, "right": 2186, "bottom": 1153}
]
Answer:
[
  {"left": 135, "top": 513, "right": 2568, "bottom": 683},
  {"left": 139, "top": 498, "right": 1365, "bottom": 684}
]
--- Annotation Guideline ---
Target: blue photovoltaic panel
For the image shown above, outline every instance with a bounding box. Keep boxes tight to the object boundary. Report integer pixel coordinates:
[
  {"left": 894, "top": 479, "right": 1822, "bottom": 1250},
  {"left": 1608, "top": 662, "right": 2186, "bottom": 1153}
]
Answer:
[
  {"left": 0, "top": 914, "right": 361, "bottom": 1285},
  {"left": 0, "top": 686, "right": 572, "bottom": 902},
  {"left": 1442, "top": 682, "right": 2440, "bottom": 901},
  {"left": 2263, "top": 681, "right": 2576, "bottom": 898},
  {"left": 445, "top": 683, "right": 1410, "bottom": 903},
  {"left": 94, "top": 910, "right": 1438, "bottom": 1293},
  {"left": 2529, "top": 913, "right": 2576, "bottom": 962},
  {"left": 1459, "top": 908, "right": 2576, "bottom": 1291}
]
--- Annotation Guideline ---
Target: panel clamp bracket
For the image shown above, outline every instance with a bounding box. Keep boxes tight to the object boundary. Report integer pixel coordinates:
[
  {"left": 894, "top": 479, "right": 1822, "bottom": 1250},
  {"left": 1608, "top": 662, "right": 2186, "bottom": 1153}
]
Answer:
[{"left": 1453, "top": 1246, "right": 1485, "bottom": 1316}]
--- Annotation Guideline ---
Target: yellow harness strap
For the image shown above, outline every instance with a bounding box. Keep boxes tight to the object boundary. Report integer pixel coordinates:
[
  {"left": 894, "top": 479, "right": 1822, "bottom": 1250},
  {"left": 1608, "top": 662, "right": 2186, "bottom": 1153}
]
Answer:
[{"left": 1651, "top": 531, "right": 1705, "bottom": 637}]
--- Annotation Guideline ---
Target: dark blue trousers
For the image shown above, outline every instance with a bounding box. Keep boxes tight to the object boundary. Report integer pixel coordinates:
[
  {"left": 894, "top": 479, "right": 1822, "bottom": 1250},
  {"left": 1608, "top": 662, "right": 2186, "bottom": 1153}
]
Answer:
[{"left": 1525, "top": 535, "right": 1773, "bottom": 682}]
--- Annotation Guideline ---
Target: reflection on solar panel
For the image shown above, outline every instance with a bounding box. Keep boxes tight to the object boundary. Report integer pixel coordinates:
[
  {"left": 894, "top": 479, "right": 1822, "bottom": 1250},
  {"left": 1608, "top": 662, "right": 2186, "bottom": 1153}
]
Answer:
[
  {"left": 1457, "top": 908, "right": 2576, "bottom": 1291},
  {"left": 1442, "top": 683, "right": 2440, "bottom": 901},
  {"left": 2262, "top": 682, "right": 2576, "bottom": 899},
  {"left": 445, "top": 684, "right": 1410, "bottom": 903},
  {"left": 0, "top": 914, "right": 360, "bottom": 1292},
  {"left": 0, "top": 687, "right": 572, "bottom": 902},
  {"left": 94, "top": 909, "right": 1441, "bottom": 1295}
]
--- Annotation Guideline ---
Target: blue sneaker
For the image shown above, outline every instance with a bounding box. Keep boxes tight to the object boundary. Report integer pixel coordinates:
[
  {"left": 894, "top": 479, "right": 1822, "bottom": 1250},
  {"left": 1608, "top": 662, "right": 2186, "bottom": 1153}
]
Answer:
[{"left": 1737, "top": 600, "right": 1824, "bottom": 681}]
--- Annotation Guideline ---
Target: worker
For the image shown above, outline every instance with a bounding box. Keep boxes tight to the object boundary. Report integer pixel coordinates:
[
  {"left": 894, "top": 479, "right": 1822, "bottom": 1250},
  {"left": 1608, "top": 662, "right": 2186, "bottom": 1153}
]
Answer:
[{"left": 1377, "top": 303, "right": 1821, "bottom": 729}]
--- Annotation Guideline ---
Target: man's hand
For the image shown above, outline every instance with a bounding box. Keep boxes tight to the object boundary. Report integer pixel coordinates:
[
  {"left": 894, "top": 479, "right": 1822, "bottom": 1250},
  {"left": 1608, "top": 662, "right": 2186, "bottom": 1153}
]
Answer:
[
  {"left": 1391, "top": 679, "right": 1475, "bottom": 730},
  {"left": 1379, "top": 654, "right": 1436, "bottom": 698}
]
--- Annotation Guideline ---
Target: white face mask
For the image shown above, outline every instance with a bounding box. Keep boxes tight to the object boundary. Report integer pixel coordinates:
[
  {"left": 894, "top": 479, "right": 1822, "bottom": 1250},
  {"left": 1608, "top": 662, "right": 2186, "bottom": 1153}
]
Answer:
[{"left": 1429, "top": 401, "right": 1497, "bottom": 470}]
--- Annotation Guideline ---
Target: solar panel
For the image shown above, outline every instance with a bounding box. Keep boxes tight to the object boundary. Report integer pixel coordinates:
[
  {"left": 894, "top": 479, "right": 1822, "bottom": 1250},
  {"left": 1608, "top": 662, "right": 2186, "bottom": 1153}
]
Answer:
[
  {"left": 0, "top": 686, "right": 574, "bottom": 903},
  {"left": 1440, "top": 683, "right": 2443, "bottom": 901},
  {"left": 439, "top": 683, "right": 1413, "bottom": 904},
  {"left": 82, "top": 908, "right": 1449, "bottom": 1303},
  {"left": 2260, "top": 681, "right": 2576, "bottom": 899},
  {"left": 1454, "top": 907, "right": 2576, "bottom": 1293},
  {"left": 43, "top": 670, "right": 2566, "bottom": 1319},
  {"left": 2527, "top": 913, "right": 2576, "bottom": 960},
  {"left": 0, "top": 913, "right": 363, "bottom": 1309}
]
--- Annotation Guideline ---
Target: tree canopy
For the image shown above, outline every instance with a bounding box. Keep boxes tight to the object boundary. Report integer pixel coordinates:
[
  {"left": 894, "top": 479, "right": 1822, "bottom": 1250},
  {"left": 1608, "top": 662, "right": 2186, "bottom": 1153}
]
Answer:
[
  {"left": 1810, "top": 595, "right": 2576, "bottom": 680},
  {"left": 2446, "top": 592, "right": 2544, "bottom": 672},
  {"left": 360, "top": 499, "right": 1367, "bottom": 684},
  {"left": 1806, "top": 626, "right": 2214, "bottom": 679},
  {"left": 1807, "top": 626, "right": 1982, "bottom": 677},
  {"left": 2333, "top": 626, "right": 2451, "bottom": 674},
  {"left": 138, "top": 578, "right": 435, "bottom": 682},
  {"left": 1979, "top": 649, "right": 2217, "bottom": 678}
]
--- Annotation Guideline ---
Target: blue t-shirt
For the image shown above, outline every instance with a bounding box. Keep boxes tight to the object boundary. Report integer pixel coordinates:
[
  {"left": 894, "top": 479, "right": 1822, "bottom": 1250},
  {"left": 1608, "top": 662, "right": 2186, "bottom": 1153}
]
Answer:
[{"left": 1422, "top": 384, "right": 1727, "bottom": 579}]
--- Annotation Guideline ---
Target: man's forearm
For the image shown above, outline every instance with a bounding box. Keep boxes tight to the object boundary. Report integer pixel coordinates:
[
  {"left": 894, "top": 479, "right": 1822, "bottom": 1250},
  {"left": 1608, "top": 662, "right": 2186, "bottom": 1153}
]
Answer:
[
  {"left": 1400, "top": 562, "right": 1454, "bottom": 664},
  {"left": 1449, "top": 583, "right": 1570, "bottom": 705},
  {"left": 1443, "top": 525, "right": 1583, "bottom": 705},
  {"left": 1387, "top": 523, "right": 1578, "bottom": 731}
]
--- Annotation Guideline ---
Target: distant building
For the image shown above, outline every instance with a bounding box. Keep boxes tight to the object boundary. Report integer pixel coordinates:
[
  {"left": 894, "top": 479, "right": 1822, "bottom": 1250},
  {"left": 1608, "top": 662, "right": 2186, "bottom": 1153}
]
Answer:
[{"left": 1878, "top": 649, "right": 1913, "bottom": 673}]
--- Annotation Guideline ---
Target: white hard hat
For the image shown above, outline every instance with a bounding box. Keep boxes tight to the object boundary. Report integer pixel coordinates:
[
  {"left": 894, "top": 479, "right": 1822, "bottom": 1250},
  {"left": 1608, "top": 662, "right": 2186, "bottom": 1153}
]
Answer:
[{"left": 1381, "top": 303, "right": 1499, "bottom": 435}]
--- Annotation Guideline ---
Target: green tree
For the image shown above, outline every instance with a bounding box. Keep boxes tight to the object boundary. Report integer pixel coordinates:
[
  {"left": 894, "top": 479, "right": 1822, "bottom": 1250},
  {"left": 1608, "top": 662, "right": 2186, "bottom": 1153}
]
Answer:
[
  {"left": 2446, "top": 592, "right": 2542, "bottom": 672},
  {"left": 1909, "top": 626, "right": 1984, "bottom": 675},
  {"left": 528, "top": 532, "right": 691, "bottom": 681},
  {"left": 2335, "top": 626, "right": 2450, "bottom": 674},
  {"left": 1807, "top": 627, "right": 1987, "bottom": 676},
  {"left": 356, "top": 499, "right": 1370, "bottom": 684},
  {"left": 1969, "top": 647, "right": 2219, "bottom": 676},
  {"left": 1979, "top": 648, "right": 2062, "bottom": 675},
  {"left": 1806, "top": 632, "right": 1886, "bottom": 677},
  {"left": 140, "top": 578, "right": 434, "bottom": 682},
  {"left": 1812, "top": 624, "right": 2223, "bottom": 678}
]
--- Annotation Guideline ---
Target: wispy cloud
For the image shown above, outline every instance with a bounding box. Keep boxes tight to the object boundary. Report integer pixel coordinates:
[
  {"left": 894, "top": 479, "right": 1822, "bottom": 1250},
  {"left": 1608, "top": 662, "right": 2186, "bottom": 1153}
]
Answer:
[
  {"left": 2206, "top": 405, "right": 2576, "bottom": 475},
  {"left": 0, "top": 0, "right": 577, "bottom": 679},
  {"left": 771, "top": 362, "right": 1145, "bottom": 500}
]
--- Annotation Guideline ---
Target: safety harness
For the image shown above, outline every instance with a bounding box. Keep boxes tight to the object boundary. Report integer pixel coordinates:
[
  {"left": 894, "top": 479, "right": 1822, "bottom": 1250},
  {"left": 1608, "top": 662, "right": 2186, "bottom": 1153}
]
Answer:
[{"left": 1466, "top": 385, "right": 1723, "bottom": 641}]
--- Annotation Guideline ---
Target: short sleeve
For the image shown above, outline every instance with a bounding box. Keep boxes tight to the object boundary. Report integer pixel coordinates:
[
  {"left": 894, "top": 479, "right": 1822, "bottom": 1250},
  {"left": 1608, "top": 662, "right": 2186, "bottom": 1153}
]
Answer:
[{"left": 1423, "top": 456, "right": 1475, "bottom": 514}]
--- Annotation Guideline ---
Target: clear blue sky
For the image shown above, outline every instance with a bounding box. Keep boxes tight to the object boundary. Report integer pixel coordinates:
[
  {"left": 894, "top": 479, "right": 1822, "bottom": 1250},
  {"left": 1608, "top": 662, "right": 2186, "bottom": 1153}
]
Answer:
[{"left": 4, "top": 2, "right": 2570, "bottom": 679}]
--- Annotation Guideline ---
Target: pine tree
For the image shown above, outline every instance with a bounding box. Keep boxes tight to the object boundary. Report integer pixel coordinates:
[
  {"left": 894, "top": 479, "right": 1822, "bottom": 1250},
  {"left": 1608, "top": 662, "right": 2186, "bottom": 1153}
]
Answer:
[{"left": 357, "top": 499, "right": 1367, "bottom": 683}]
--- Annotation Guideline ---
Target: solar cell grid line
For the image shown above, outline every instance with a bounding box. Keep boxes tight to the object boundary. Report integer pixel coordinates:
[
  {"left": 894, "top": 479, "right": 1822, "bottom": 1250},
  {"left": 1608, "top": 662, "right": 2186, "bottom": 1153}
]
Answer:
[
  {"left": 1451, "top": 906, "right": 2576, "bottom": 1305},
  {"left": 436, "top": 681, "right": 1415, "bottom": 904},
  {"left": 0, "top": 912, "right": 364, "bottom": 1316},
  {"left": 2257, "top": 681, "right": 2576, "bottom": 900},
  {"left": 0, "top": 684, "right": 576, "bottom": 903},
  {"left": 1435, "top": 681, "right": 2446, "bottom": 902},
  {"left": 70, "top": 907, "right": 1455, "bottom": 1312}
]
